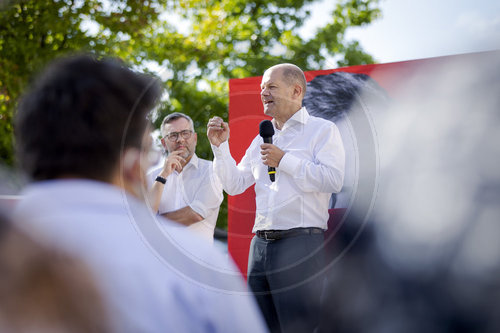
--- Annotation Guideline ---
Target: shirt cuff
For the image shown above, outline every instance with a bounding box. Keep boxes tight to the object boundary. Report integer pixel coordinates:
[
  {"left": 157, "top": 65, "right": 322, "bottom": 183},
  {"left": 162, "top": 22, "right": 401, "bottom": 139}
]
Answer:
[
  {"left": 279, "top": 152, "right": 301, "bottom": 175},
  {"left": 189, "top": 201, "right": 207, "bottom": 219},
  {"left": 211, "top": 140, "right": 230, "bottom": 159}
]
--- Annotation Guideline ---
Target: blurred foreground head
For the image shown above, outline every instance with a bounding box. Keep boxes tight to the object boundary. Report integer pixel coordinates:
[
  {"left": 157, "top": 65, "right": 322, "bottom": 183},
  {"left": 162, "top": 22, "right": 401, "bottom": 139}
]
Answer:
[
  {"left": 0, "top": 210, "right": 110, "bottom": 332},
  {"left": 15, "top": 54, "right": 161, "bottom": 186},
  {"left": 320, "top": 51, "right": 500, "bottom": 332}
]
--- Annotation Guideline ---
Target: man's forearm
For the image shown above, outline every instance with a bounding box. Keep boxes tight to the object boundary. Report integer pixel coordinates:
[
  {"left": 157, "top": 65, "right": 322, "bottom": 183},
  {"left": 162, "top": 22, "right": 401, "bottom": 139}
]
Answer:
[
  {"left": 148, "top": 181, "right": 165, "bottom": 213},
  {"left": 160, "top": 206, "right": 203, "bottom": 226}
]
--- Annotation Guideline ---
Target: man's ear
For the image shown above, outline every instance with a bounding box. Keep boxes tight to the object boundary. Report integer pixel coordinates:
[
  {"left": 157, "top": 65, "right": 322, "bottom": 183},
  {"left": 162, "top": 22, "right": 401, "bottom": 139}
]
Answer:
[
  {"left": 293, "top": 84, "right": 303, "bottom": 99},
  {"left": 160, "top": 138, "right": 170, "bottom": 155},
  {"left": 120, "top": 148, "right": 143, "bottom": 198}
]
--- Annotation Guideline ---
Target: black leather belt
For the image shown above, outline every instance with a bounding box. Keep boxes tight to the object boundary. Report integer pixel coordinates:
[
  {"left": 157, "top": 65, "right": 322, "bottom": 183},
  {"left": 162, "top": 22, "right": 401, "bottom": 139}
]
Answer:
[{"left": 256, "top": 227, "right": 324, "bottom": 241}]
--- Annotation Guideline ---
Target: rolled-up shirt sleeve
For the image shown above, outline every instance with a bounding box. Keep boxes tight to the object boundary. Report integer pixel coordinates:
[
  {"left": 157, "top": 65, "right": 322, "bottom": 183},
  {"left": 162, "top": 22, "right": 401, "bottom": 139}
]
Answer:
[
  {"left": 211, "top": 140, "right": 256, "bottom": 196},
  {"left": 188, "top": 166, "right": 223, "bottom": 219}
]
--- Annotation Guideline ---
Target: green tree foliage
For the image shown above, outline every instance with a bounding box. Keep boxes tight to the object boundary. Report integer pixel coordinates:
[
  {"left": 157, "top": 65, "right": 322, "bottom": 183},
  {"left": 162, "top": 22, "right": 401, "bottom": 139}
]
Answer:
[
  {"left": 0, "top": 0, "right": 161, "bottom": 165},
  {"left": 1, "top": 0, "right": 382, "bottom": 228}
]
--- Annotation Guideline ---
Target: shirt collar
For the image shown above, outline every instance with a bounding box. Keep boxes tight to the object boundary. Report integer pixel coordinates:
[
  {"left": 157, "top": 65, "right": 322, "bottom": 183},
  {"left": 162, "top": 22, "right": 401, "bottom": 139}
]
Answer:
[
  {"left": 185, "top": 153, "right": 199, "bottom": 170},
  {"left": 273, "top": 106, "right": 310, "bottom": 131}
]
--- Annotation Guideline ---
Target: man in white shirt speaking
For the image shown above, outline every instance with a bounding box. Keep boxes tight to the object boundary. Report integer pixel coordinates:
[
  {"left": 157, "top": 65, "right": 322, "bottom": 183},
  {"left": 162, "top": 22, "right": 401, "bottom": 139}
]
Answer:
[
  {"left": 207, "top": 63, "right": 345, "bottom": 332},
  {"left": 148, "top": 112, "right": 223, "bottom": 243}
]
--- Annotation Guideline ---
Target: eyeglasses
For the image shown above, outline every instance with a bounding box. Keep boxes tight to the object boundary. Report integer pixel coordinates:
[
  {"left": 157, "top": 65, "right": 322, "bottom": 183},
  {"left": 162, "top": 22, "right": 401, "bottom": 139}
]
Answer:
[{"left": 163, "top": 130, "right": 193, "bottom": 142}]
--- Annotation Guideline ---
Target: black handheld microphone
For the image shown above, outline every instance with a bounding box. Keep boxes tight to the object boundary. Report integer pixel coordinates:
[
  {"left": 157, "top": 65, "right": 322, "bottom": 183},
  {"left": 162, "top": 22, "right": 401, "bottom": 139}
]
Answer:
[{"left": 259, "top": 120, "right": 276, "bottom": 182}]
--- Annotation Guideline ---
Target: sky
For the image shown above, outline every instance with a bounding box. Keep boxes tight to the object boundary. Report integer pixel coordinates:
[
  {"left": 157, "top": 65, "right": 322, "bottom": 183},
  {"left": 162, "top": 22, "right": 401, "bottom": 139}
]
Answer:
[{"left": 303, "top": 0, "right": 500, "bottom": 66}]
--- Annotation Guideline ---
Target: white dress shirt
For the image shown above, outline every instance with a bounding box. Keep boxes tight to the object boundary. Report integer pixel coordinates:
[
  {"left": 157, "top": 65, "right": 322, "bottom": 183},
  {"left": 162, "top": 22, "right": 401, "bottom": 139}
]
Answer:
[
  {"left": 212, "top": 107, "right": 345, "bottom": 232},
  {"left": 147, "top": 154, "right": 223, "bottom": 242},
  {"left": 13, "top": 180, "right": 267, "bottom": 333}
]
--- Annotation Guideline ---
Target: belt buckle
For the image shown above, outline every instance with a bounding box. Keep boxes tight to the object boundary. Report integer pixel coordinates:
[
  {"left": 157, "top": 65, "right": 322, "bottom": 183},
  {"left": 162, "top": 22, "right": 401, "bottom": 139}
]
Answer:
[{"left": 262, "top": 231, "right": 275, "bottom": 241}]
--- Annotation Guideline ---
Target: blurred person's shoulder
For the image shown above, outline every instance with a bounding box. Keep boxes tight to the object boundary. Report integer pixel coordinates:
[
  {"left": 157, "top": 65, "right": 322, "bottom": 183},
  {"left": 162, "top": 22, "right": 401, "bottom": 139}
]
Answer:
[
  {"left": 11, "top": 178, "right": 260, "bottom": 331},
  {"left": 13, "top": 179, "right": 125, "bottom": 225},
  {"left": 154, "top": 213, "right": 240, "bottom": 275}
]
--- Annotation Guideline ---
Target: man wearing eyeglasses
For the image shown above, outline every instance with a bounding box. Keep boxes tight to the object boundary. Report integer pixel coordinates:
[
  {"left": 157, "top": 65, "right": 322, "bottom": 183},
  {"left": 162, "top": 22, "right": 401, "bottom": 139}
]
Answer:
[{"left": 148, "top": 112, "right": 223, "bottom": 243}]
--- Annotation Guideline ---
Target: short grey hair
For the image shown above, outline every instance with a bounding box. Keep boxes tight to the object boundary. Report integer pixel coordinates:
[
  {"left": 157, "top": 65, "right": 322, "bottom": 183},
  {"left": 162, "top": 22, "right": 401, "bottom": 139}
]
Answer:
[
  {"left": 268, "top": 63, "right": 307, "bottom": 97},
  {"left": 160, "top": 112, "right": 195, "bottom": 136}
]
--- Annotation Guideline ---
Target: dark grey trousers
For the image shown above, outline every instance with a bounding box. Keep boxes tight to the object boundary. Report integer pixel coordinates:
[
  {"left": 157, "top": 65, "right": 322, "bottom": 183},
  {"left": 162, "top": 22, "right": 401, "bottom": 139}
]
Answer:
[{"left": 247, "top": 232, "right": 326, "bottom": 333}]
